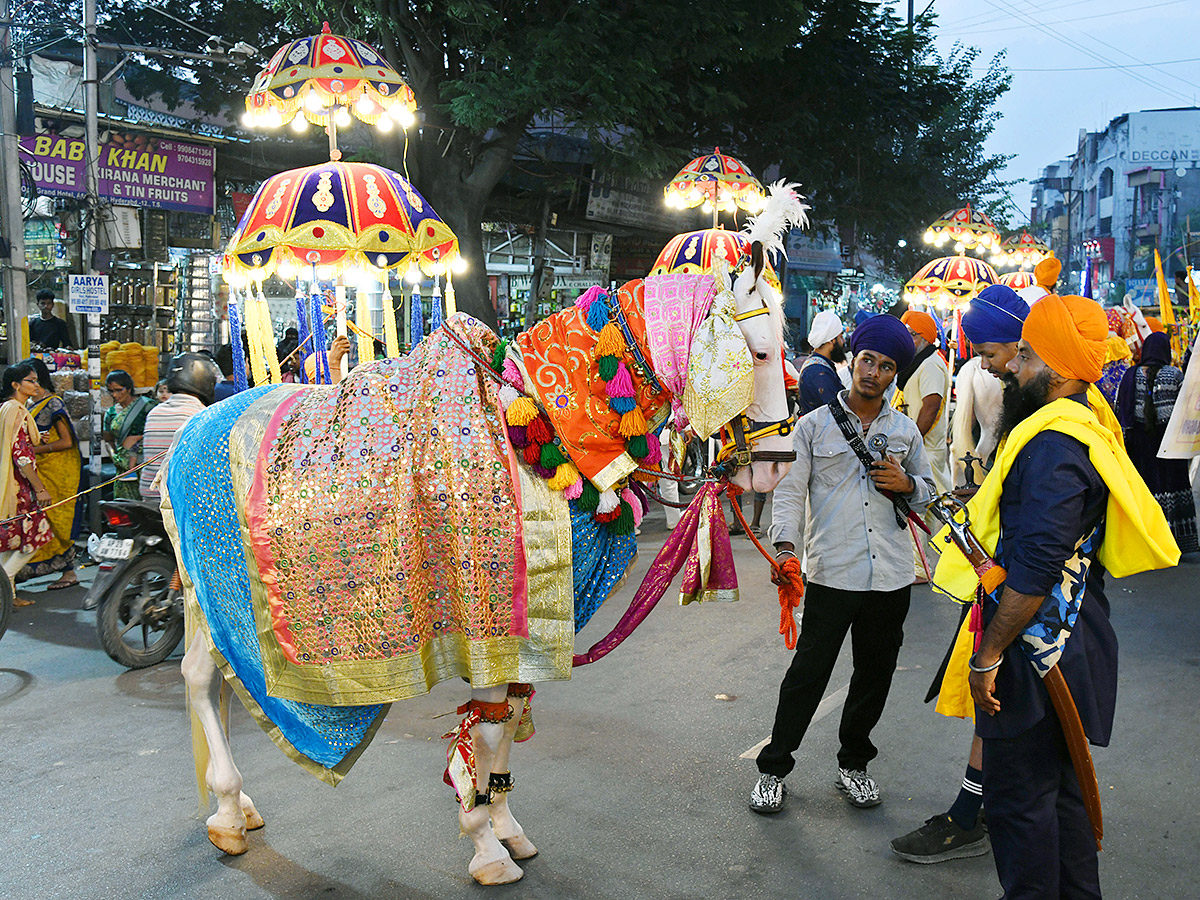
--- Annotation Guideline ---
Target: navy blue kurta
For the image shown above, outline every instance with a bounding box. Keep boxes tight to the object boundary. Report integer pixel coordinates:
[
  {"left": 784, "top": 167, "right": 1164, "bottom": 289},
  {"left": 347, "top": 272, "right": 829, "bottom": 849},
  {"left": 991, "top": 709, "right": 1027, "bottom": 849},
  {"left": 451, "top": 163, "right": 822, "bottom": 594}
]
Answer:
[
  {"left": 977, "top": 396, "right": 1118, "bottom": 747},
  {"left": 797, "top": 354, "right": 844, "bottom": 417}
]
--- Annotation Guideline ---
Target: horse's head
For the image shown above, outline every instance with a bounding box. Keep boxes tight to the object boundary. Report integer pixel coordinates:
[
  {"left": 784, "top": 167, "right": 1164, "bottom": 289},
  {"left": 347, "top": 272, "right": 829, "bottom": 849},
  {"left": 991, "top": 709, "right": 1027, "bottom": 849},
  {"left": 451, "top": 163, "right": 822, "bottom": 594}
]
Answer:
[{"left": 725, "top": 240, "right": 793, "bottom": 493}]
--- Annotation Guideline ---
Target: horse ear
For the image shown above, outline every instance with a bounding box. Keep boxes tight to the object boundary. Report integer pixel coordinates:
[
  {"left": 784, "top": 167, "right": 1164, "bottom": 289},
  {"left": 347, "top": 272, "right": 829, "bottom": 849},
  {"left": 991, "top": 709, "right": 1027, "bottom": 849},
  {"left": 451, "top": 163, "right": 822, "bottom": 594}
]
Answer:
[{"left": 750, "top": 241, "right": 765, "bottom": 281}]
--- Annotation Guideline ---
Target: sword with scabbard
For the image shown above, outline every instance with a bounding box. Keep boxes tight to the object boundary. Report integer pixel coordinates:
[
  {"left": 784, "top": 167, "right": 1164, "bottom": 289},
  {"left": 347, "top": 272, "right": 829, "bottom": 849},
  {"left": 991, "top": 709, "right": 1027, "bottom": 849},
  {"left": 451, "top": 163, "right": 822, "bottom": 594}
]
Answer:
[{"left": 927, "top": 493, "right": 1105, "bottom": 851}]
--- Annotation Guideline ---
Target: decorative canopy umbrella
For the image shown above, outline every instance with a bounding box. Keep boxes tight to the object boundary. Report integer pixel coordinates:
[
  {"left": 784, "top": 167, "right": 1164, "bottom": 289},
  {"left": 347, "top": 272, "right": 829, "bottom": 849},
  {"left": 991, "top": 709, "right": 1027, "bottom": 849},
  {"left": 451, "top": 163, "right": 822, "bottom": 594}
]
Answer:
[
  {"left": 994, "top": 230, "right": 1052, "bottom": 269},
  {"left": 243, "top": 22, "right": 417, "bottom": 159},
  {"left": 904, "top": 255, "right": 998, "bottom": 310},
  {"left": 923, "top": 203, "right": 1002, "bottom": 256},
  {"left": 223, "top": 160, "right": 460, "bottom": 284},
  {"left": 663, "top": 148, "right": 766, "bottom": 227},
  {"left": 649, "top": 228, "right": 781, "bottom": 292},
  {"left": 999, "top": 270, "right": 1037, "bottom": 290}
]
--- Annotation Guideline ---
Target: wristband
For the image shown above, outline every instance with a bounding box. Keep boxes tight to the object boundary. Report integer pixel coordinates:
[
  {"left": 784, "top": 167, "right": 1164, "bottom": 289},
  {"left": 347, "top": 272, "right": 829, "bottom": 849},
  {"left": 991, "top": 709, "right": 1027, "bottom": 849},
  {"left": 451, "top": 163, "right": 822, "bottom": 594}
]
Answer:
[
  {"left": 968, "top": 651, "right": 1003, "bottom": 673},
  {"left": 775, "top": 549, "right": 797, "bottom": 560}
]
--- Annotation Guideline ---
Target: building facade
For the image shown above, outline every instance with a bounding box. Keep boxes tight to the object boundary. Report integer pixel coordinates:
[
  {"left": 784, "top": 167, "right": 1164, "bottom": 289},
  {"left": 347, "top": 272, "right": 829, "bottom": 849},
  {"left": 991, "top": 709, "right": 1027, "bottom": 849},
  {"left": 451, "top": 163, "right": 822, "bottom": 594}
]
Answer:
[{"left": 1030, "top": 107, "right": 1200, "bottom": 305}]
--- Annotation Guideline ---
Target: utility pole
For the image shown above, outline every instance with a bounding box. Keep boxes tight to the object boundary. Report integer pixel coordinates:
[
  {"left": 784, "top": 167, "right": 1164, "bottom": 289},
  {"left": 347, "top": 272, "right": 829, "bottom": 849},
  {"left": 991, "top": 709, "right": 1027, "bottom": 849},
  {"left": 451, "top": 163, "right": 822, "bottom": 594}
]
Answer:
[
  {"left": 0, "top": 0, "right": 27, "bottom": 363},
  {"left": 84, "top": 0, "right": 103, "bottom": 527}
]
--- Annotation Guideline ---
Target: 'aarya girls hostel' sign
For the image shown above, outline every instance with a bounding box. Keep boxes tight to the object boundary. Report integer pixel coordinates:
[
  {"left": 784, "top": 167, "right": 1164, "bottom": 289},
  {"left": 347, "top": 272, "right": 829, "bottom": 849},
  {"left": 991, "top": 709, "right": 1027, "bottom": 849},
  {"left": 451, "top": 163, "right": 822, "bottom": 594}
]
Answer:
[{"left": 19, "top": 134, "right": 215, "bottom": 215}]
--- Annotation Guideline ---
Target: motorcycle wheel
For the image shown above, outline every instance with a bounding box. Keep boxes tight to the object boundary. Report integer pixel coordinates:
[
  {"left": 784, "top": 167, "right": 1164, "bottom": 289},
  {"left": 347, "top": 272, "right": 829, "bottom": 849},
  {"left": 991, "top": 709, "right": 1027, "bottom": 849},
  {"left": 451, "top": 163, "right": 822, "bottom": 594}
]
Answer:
[
  {"left": 97, "top": 555, "right": 184, "bottom": 669},
  {"left": 0, "top": 573, "right": 11, "bottom": 643}
]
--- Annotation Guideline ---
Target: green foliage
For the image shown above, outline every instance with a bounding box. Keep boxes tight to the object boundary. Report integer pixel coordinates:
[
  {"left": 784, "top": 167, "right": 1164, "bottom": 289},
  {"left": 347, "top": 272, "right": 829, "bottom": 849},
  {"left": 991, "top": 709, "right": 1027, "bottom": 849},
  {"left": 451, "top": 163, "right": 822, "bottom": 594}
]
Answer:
[{"left": 711, "top": 1, "right": 1014, "bottom": 277}]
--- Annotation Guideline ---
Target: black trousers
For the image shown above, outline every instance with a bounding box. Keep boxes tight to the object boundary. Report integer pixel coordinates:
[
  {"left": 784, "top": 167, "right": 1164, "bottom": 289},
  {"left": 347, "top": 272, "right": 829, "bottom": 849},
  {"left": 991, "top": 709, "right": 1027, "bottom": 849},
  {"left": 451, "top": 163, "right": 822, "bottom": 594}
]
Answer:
[
  {"left": 982, "top": 708, "right": 1102, "bottom": 900},
  {"left": 757, "top": 582, "right": 910, "bottom": 777}
]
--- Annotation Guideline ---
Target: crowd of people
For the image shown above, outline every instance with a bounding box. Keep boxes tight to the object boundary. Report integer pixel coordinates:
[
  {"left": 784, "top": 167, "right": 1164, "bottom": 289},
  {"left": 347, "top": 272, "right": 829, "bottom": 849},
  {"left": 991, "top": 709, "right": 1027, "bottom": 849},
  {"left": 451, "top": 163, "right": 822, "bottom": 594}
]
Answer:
[{"left": 748, "top": 264, "right": 1186, "bottom": 900}]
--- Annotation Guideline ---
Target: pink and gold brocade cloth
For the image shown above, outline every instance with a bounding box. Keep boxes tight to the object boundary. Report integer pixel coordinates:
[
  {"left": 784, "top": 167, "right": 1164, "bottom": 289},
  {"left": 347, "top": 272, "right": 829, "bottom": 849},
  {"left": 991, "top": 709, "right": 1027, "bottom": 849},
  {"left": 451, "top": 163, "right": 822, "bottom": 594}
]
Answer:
[
  {"left": 641, "top": 273, "right": 719, "bottom": 428},
  {"left": 242, "top": 315, "right": 574, "bottom": 706},
  {"left": 511, "top": 279, "right": 672, "bottom": 491}
]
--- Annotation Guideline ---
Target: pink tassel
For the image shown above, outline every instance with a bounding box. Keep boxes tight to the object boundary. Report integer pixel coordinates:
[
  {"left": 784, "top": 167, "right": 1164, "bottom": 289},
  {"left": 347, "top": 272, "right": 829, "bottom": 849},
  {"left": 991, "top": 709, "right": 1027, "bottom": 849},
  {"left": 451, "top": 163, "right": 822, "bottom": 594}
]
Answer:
[
  {"left": 643, "top": 433, "right": 662, "bottom": 465},
  {"left": 605, "top": 361, "right": 636, "bottom": 398},
  {"left": 621, "top": 487, "right": 643, "bottom": 527},
  {"left": 564, "top": 477, "right": 584, "bottom": 500},
  {"left": 502, "top": 358, "right": 524, "bottom": 391},
  {"left": 575, "top": 285, "right": 606, "bottom": 312}
]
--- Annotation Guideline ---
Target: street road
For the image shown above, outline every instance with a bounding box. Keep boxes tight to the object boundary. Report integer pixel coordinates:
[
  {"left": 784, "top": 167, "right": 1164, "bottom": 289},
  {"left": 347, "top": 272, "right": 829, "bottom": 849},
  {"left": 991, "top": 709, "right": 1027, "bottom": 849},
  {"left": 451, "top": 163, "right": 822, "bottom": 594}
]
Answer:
[{"left": 1, "top": 505, "right": 1196, "bottom": 900}]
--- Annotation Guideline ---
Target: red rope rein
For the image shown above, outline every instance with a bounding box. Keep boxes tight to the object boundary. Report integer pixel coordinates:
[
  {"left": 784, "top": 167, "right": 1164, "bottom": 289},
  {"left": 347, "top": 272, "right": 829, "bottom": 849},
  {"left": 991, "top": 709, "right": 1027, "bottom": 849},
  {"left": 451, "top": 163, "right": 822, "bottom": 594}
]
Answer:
[{"left": 726, "top": 484, "right": 804, "bottom": 650}]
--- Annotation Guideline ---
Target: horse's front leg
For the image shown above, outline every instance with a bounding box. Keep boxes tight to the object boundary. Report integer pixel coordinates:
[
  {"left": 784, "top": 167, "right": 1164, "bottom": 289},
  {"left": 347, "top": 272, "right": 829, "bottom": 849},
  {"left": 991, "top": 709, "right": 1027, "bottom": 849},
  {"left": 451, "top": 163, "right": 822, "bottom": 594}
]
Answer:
[
  {"left": 487, "top": 684, "right": 537, "bottom": 860},
  {"left": 181, "top": 631, "right": 262, "bottom": 855},
  {"left": 459, "top": 685, "right": 524, "bottom": 885}
]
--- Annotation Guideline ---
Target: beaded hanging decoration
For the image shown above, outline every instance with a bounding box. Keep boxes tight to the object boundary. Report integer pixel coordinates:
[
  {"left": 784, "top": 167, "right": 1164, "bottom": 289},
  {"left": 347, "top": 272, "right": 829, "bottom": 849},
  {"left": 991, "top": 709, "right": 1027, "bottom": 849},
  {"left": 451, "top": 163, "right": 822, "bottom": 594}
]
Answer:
[{"left": 491, "top": 286, "right": 663, "bottom": 535}]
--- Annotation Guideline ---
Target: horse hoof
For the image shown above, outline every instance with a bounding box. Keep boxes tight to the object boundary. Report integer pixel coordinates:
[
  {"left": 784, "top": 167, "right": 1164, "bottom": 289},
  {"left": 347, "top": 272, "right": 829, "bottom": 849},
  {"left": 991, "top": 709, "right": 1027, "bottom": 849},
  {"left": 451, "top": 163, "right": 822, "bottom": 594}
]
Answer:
[
  {"left": 207, "top": 824, "right": 248, "bottom": 856},
  {"left": 469, "top": 857, "right": 524, "bottom": 885},
  {"left": 243, "top": 806, "right": 265, "bottom": 831},
  {"left": 501, "top": 834, "right": 538, "bottom": 861}
]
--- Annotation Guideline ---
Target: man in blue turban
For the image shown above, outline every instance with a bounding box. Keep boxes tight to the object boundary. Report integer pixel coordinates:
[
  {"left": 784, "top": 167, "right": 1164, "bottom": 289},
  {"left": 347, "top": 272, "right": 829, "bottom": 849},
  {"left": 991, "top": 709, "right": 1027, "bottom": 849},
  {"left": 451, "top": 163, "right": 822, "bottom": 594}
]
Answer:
[
  {"left": 750, "top": 313, "right": 931, "bottom": 815},
  {"left": 890, "top": 285, "right": 1030, "bottom": 865}
]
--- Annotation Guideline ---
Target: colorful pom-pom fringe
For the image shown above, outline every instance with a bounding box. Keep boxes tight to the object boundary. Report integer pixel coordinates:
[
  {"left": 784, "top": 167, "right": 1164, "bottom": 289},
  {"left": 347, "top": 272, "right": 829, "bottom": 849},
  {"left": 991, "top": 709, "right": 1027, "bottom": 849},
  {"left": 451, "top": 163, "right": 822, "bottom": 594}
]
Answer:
[
  {"left": 595, "top": 322, "right": 625, "bottom": 357},
  {"left": 523, "top": 442, "right": 543, "bottom": 466},
  {"left": 609, "top": 396, "right": 637, "bottom": 415},
  {"left": 507, "top": 424, "right": 528, "bottom": 448},
  {"left": 586, "top": 295, "right": 610, "bottom": 332},
  {"left": 577, "top": 481, "right": 600, "bottom": 511},
  {"left": 627, "top": 433, "right": 650, "bottom": 458},
  {"left": 563, "top": 477, "right": 584, "bottom": 500},
  {"left": 548, "top": 462, "right": 580, "bottom": 491},
  {"left": 596, "top": 488, "right": 620, "bottom": 515},
  {"left": 605, "top": 361, "right": 635, "bottom": 398},
  {"left": 502, "top": 359, "right": 524, "bottom": 391},
  {"left": 506, "top": 396, "right": 539, "bottom": 426},
  {"left": 619, "top": 407, "right": 647, "bottom": 438},
  {"left": 540, "top": 442, "right": 568, "bottom": 469},
  {"left": 597, "top": 355, "right": 619, "bottom": 381},
  {"left": 527, "top": 416, "right": 554, "bottom": 445}
]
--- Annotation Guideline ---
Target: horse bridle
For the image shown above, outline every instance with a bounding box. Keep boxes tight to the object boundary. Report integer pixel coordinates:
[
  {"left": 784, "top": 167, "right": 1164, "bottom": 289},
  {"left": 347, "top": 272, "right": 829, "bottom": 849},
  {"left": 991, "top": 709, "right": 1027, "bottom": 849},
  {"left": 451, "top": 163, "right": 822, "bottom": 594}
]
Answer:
[{"left": 713, "top": 296, "right": 797, "bottom": 470}]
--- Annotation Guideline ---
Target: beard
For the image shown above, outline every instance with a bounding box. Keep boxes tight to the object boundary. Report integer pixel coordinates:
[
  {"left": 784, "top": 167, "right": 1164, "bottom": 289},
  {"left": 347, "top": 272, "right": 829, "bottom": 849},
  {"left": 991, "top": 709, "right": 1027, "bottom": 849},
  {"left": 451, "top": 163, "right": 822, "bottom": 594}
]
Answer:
[
  {"left": 997, "top": 369, "right": 1053, "bottom": 437},
  {"left": 828, "top": 340, "right": 847, "bottom": 364}
]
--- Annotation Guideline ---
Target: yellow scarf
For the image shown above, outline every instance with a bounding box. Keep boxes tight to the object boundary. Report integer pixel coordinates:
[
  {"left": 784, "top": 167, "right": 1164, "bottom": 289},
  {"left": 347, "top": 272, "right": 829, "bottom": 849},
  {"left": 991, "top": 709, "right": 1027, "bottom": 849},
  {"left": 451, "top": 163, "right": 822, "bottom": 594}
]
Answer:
[
  {"left": 933, "top": 394, "right": 1178, "bottom": 718},
  {"left": 0, "top": 399, "right": 41, "bottom": 523}
]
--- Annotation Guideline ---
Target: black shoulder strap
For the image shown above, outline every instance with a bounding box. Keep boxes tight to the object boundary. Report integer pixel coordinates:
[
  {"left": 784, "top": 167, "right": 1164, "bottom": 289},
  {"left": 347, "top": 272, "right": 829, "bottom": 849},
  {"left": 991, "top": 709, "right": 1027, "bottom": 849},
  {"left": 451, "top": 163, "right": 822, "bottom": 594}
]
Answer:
[{"left": 826, "top": 400, "right": 910, "bottom": 529}]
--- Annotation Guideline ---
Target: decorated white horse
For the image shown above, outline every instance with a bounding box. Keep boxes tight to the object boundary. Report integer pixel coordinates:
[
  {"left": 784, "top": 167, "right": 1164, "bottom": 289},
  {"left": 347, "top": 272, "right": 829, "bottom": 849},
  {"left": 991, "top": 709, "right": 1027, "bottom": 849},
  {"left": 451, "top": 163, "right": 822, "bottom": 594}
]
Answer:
[{"left": 165, "top": 185, "right": 807, "bottom": 885}]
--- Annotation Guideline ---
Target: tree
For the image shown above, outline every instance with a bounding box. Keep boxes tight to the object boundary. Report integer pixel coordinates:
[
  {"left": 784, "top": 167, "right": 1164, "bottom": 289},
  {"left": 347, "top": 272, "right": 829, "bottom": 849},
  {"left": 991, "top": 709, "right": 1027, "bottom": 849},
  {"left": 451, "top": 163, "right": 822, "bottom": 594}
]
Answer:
[
  {"left": 709, "top": 1, "right": 1013, "bottom": 277},
  {"left": 291, "top": 0, "right": 803, "bottom": 323}
]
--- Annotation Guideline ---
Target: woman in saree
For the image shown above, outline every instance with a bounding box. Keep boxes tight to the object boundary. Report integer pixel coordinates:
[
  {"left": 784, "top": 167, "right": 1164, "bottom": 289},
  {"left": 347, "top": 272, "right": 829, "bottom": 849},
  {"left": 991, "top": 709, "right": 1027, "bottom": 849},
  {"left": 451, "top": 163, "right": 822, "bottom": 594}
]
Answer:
[
  {"left": 17, "top": 358, "right": 82, "bottom": 588},
  {"left": 0, "top": 364, "right": 54, "bottom": 606},
  {"left": 101, "top": 369, "right": 153, "bottom": 500}
]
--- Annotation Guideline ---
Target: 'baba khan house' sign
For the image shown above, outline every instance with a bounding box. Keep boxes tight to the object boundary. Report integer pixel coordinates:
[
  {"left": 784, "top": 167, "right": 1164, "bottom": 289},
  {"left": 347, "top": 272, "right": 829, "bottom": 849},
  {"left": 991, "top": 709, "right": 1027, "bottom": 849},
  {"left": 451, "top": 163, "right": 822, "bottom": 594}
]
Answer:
[{"left": 19, "top": 132, "right": 215, "bottom": 215}]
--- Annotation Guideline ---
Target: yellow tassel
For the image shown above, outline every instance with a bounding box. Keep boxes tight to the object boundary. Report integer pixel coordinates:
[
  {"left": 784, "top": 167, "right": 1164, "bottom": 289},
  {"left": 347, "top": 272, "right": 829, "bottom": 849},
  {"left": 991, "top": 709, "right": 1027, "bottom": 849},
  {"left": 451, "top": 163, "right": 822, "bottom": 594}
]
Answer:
[
  {"left": 244, "top": 290, "right": 269, "bottom": 387},
  {"left": 595, "top": 322, "right": 625, "bottom": 357},
  {"left": 355, "top": 292, "right": 374, "bottom": 366},
  {"left": 506, "top": 396, "right": 539, "bottom": 426},
  {"left": 382, "top": 280, "right": 400, "bottom": 358},
  {"left": 980, "top": 564, "right": 1007, "bottom": 594},
  {"left": 255, "top": 291, "right": 282, "bottom": 384},
  {"left": 445, "top": 272, "right": 457, "bottom": 318},
  {"left": 619, "top": 406, "right": 646, "bottom": 438},
  {"left": 548, "top": 462, "right": 580, "bottom": 491}
]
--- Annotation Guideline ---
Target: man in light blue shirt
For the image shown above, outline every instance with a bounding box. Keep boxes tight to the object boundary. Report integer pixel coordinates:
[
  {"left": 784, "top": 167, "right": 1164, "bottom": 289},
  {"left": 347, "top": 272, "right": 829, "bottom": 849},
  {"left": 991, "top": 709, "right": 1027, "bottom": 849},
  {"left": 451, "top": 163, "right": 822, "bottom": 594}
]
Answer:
[{"left": 750, "top": 314, "right": 933, "bottom": 814}]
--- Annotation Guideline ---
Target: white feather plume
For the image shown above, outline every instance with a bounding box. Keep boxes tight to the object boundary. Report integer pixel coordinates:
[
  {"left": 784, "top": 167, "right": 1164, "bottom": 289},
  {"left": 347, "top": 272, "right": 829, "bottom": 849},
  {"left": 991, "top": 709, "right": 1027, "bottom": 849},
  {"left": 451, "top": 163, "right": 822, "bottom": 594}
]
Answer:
[{"left": 743, "top": 180, "right": 810, "bottom": 260}]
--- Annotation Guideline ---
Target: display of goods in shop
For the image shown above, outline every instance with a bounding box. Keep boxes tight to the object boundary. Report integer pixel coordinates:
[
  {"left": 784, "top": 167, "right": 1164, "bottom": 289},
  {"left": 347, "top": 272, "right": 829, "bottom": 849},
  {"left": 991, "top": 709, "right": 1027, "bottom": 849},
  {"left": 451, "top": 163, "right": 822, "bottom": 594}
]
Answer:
[
  {"left": 244, "top": 22, "right": 416, "bottom": 131},
  {"left": 923, "top": 203, "right": 1002, "bottom": 254},
  {"left": 664, "top": 148, "right": 767, "bottom": 214},
  {"left": 99, "top": 341, "right": 160, "bottom": 388},
  {"left": 904, "top": 255, "right": 999, "bottom": 308},
  {"left": 649, "top": 228, "right": 781, "bottom": 292},
  {"left": 223, "top": 160, "right": 460, "bottom": 283}
]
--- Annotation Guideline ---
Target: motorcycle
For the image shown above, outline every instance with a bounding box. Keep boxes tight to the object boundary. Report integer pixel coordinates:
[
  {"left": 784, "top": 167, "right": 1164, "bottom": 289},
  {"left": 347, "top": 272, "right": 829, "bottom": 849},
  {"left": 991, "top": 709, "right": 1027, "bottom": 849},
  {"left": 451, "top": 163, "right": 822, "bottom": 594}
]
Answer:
[
  {"left": 0, "top": 567, "right": 12, "bottom": 644},
  {"left": 86, "top": 499, "right": 184, "bottom": 669}
]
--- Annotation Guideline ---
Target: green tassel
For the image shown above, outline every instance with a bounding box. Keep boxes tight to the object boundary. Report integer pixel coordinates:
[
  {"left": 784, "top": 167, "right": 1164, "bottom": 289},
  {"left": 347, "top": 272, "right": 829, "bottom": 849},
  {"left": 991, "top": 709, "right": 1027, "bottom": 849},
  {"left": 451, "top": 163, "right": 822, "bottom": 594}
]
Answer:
[
  {"left": 577, "top": 480, "right": 600, "bottom": 512},
  {"left": 597, "top": 354, "right": 619, "bottom": 381},
  {"left": 540, "top": 442, "right": 568, "bottom": 468},
  {"left": 491, "top": 339, "right": 509, "bottom": 372},
  {"left": 627, "top": 434, "right": 649, "bottom": 459},
  {"left": 608, "top": 501, "right": 635, "bottom": 535}
]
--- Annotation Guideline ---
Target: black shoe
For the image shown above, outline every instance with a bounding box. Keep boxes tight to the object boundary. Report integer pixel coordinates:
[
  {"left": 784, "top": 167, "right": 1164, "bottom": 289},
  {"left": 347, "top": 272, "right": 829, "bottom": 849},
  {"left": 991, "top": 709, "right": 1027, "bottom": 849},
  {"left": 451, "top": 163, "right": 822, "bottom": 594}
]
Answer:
[{"left": 890, "top": 813, "right": 990, "bottom": 864}]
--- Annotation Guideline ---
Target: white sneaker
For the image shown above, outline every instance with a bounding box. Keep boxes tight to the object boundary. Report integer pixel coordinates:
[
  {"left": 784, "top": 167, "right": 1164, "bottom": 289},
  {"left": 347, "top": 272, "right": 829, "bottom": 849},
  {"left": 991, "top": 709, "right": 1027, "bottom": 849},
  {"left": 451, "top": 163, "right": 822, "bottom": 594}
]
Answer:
[
  {"left": 749, "top": 773, "right": 786, "bottom": 814},
  {"left": 836, "top": 767, "right": 881, "bottom": 808}
]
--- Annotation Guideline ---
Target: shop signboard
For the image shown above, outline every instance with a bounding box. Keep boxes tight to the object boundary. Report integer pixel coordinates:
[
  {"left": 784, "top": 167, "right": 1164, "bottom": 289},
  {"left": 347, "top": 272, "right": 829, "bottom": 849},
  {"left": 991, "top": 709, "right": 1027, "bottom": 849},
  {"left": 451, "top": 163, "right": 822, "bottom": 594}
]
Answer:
[
  {"left": 18, "top": 133, "right": 215, "bottom": 215},
  {"left": 68, "top": 273, "right": 109, "bottom": 315}
]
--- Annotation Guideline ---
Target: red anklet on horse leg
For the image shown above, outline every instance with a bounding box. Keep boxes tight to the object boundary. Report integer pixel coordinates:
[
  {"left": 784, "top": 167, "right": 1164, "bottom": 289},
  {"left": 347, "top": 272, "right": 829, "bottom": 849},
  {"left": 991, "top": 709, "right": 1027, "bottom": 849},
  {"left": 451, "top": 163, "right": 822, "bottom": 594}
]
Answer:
[{"left": 457, "top": 698, "right": 514, "bottom": 724}]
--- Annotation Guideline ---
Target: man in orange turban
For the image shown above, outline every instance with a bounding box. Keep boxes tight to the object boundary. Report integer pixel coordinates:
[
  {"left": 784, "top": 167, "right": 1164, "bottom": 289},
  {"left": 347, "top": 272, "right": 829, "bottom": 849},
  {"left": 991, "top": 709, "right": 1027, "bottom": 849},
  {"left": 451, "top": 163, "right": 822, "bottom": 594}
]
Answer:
[
  {"left": 973, "top": 290, "right": 1142, "bottom": 899},
  {"left": 897, "top": 310, "right": 951, "bottom": 494}
]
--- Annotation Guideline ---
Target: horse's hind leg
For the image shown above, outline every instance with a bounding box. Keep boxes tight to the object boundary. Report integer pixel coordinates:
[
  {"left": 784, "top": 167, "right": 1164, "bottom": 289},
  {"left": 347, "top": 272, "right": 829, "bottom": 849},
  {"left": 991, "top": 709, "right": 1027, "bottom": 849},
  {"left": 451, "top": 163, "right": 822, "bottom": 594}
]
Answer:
[
  {"left": 487, "top": 684, "right": 537, "bottom": 861},
  {"left": 181, "top": 631, "right": 255, "bottom": 855},
  {"left": 459, "top": 685, "right": 523, "bottom": 885}
]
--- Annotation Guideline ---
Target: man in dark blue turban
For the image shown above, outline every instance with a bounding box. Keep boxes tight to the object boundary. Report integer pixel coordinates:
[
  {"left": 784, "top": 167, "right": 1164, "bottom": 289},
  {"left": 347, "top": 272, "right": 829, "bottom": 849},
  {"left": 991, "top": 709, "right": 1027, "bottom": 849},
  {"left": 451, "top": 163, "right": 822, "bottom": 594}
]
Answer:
[
  {"left": 750, "top": 312, "right": 931, "bottom": 816},
  {"left": 891, "top": 285, "right": 1030, "bottom": 864},
  {"left": 851, "top": 312, "right": 916, "bottom": 373}
]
